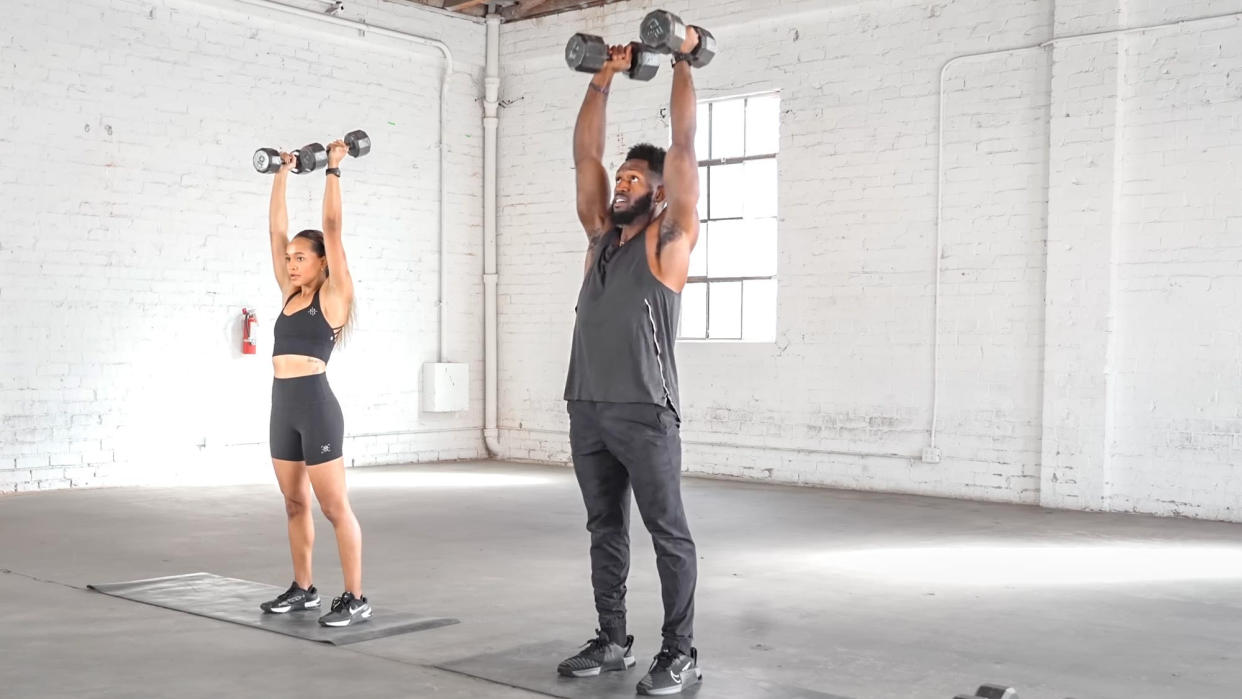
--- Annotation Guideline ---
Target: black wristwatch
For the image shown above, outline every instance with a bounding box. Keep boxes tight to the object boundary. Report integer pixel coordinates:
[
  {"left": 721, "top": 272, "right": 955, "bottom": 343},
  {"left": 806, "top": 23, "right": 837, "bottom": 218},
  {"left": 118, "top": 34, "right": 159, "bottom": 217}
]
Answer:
[{"left": 325, "top": 167, "right": 341, "bottom": 178}]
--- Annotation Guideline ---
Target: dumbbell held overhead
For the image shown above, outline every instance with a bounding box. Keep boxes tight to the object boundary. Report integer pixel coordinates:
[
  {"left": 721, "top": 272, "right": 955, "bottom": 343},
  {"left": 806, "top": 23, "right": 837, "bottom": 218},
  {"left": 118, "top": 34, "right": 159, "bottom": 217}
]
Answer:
[
  {"left": 252, "top": 143, "right": 326, "bottom": 175},
  {"left": 565, "top": 35, "right": 661, "bottom": 81},
  {"left": 639, "top": 10, "right": 716, "bottom": 68},
  {"left": 343, "top": 129, "right": 371, "bottom": 158},
  {"left": 252, "top": 129, "right": 371, "bottom": 174}
]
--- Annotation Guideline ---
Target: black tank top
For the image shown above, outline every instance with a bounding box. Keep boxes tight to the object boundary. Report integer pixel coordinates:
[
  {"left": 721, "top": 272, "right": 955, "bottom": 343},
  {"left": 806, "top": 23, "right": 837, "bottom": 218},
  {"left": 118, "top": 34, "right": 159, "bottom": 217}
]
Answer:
[
  {"left": 564, "top": 227, "right": 681, "bottom": 416},
  {"left": 272, "top": 287, "right": 339, "bottom": 363}
]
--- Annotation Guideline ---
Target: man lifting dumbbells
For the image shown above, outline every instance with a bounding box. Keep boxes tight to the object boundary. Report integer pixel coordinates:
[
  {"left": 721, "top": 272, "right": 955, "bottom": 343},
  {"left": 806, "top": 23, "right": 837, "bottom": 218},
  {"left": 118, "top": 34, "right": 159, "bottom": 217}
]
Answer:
[{"left": 558, "top": 9, "right": 714, "bottom": 697}]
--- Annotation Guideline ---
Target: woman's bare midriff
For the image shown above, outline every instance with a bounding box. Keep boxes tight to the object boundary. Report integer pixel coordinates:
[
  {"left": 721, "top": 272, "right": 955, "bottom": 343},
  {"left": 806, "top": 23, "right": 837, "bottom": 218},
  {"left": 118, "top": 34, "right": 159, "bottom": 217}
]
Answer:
[{"left": 273, "top": 355, "right": 327, "bottom": 379}]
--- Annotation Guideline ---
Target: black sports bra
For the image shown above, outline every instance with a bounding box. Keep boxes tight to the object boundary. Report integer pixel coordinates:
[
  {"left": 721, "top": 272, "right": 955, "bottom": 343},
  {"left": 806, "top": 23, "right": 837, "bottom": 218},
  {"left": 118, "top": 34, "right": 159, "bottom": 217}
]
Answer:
[{"left": 272, "top": 287, "right": 341, "bottom": 363}]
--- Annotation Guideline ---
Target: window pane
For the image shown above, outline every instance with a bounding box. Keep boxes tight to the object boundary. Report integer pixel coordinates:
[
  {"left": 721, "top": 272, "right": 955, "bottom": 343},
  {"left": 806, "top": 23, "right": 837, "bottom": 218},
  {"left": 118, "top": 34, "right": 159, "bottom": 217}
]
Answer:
[
  {"left": 679, "top": 282, "right": 707, "bottom": 339},
  {"left": 695, "top": 102, "right": 710, "bottom": 159},
  {"left": 706, "top": 219, "right": 776, "bottom": 278},
  {"left": 697, "top": 165, "right": 707, "bottom": 221},
  {"left": 709, "top": 281, "right": 742, "bottom": 339},
  {"left": 742, "top": 278, "right": 777, "bottom": 342},
  {"left": 746, "top": 94, "right": 780, "bottom": 156},
  {"left": 749, "top": 218, "right": 778, "bottom": 277},
  {"left": 710, "top": 98, "right": 745, "bottom": 160},
  {"left": 744, "top": 158, "right": 778, "bottom": 219},
  {"left": 688, "top": 222, "right": 707, "bottom": 277},
  {"left": 706, "top": 219, "right": 743, "bottom": 277},
  {"left": 708, "top": 162, "right": 744, "bottom": 220}
]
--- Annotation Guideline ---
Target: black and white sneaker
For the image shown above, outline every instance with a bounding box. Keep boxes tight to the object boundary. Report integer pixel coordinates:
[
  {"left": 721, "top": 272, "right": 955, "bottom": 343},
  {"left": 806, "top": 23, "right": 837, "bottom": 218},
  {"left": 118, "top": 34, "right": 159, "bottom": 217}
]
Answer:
[
  {"left": 557, "top": 629, "right": 636, "bottom": 677},
  {"left": 259, "top": 581, "right": 320, "bottom": 614},
  {"left": 317, "top": 591, "right": 372, "bottom": 627},
  {"left": 636, "top": 646, "right": 701, "bottom": 695}
]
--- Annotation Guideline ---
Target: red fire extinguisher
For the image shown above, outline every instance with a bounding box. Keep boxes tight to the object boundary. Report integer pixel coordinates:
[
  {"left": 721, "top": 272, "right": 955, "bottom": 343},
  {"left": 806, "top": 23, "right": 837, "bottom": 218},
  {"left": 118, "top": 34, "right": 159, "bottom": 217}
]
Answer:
[{"left": 241, "top": 308, "right": 258, "bottom": 355}]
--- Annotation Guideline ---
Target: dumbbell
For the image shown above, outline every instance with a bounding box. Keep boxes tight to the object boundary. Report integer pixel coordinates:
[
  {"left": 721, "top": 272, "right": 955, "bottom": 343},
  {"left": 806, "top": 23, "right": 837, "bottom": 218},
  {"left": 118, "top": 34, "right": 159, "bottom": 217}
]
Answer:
[
  {"left": 343, "top": 129, "right": 371, "bottom": 158},
  {"left": 565, "top": 35, "right": 661, "bottom": 81},
  {"left": 252, "top": 143, "right": 326, "bottom": 174},
  {"left": 252, "top": 130, "right": 370, "bottom": 174},
  {"left": 252, "top": 147, "right": 284, "bottom": 174},
  {"left": 300, "top": 130, "right": 370, "bottom": 170},
  {"left": 638, "top": 10, "right": 716, "bottom": 68},
  {"left": 954, "top": 684, "right": 1018, "bottom": 699}
]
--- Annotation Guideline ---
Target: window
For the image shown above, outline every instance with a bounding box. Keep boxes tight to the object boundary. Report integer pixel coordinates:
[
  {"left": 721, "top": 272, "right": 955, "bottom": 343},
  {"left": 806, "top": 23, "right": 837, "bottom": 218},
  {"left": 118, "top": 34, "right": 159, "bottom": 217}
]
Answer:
[{"left": 680, "top": 93, "right": 779, "bottom": 342}]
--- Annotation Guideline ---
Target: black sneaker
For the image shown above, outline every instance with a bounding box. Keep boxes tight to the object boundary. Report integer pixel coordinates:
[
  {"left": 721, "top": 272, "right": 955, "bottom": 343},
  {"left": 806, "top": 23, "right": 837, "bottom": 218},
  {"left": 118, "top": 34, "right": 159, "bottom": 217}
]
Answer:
[
  {"left": 259, "top": 581, "right": 320, "bottom": 614},
  {"left": 317, "top": 591, "right": 372, "bottom": 627},
  {"left": 636, "top": 646, "right": 701, "bottom": 695},
  {"left": 557, "top": 629, "right": 636, "bottom": 677}
]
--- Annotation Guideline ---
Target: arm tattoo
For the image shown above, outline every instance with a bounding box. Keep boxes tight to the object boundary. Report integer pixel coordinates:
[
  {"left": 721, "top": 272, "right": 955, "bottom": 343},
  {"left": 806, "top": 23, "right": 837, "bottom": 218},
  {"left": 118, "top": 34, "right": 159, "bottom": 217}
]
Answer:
[
  {"left": 583, "top": 229, "right": 606, "bottom": 273},
  {"left": 587, "top": 230, "right": 606, "bottom": 256},
  {"left": 657, "top": 217, "right": 683, "bottom": 256}
]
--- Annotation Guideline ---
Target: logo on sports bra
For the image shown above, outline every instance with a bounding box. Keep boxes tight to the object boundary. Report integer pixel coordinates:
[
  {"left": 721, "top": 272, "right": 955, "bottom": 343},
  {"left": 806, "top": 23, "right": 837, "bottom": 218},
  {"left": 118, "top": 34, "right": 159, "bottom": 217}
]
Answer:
[{"left": 308, "top": 307, "right": 318, "bottom": 317}]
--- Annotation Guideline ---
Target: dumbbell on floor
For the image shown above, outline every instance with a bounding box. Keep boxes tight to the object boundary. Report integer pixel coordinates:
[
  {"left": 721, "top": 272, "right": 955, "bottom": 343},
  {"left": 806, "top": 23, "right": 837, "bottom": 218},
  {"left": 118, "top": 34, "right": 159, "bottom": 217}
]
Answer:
[
  {"left": 565, "top": 35, "right": 660, "bottom": 81},
  {"left": 253, "top": 129, "right": 370, "bottom": 174},
  {"left": 954, "top": 684, "right": 1018, "bottom": 699},
  {"left": 638, "top": 9, "right": 716, "bottom": 68}
]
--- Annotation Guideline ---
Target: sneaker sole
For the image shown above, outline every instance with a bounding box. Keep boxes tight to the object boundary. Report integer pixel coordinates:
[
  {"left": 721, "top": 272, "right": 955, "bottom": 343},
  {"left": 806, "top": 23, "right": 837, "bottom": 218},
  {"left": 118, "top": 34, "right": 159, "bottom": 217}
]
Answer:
[
  {"left": 260, "top": 599, "right": 321, "bottom": 614},
  {"left": 559, "top": 666, "right": 602, "bottom": 678},
  {"left": 559, "top": 655, "right": 635, "bottom": 678},
  {"left": 319, "top": 608, "right": 373, "bottom": 627},
  {"left": 637, "top": 668, "right": 702, "bottom": 696}
]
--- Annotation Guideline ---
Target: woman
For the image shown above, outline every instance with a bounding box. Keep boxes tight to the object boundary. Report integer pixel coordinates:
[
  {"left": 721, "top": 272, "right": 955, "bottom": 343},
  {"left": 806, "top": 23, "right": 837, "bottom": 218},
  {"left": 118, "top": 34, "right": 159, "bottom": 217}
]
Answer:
[{"left": 259, "top": 140, "right": 369, "bottom": 628}]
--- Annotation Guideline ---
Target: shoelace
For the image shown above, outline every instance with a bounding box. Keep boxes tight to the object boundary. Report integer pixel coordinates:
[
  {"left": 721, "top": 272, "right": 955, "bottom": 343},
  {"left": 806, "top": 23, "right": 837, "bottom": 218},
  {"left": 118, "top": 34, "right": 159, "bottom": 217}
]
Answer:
[
  {"left": 329, "top": 595, "right": 351, "bottom": 613},
  {"left": 649, "top": 647, "right": 679, "bottom": 672},
  {"left": 579, "top": 630, "right": 612, "bottom": 653},
  {"left": 276, "top": 583, "right": 301, "bottom": 603}
]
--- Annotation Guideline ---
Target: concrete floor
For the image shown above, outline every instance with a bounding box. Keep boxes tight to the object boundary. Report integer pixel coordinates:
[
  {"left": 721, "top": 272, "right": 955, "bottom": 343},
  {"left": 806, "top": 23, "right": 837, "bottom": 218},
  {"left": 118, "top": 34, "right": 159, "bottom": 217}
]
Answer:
[{"left": 2, "top": 461, "right": 1241, "bottom": 699}]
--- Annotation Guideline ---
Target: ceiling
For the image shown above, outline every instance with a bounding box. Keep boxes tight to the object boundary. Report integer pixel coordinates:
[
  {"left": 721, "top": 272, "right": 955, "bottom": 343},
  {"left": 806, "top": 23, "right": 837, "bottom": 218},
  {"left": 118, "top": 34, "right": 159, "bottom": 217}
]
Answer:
[{"left": 390, "top": 0, "right": 632, "bottom": 22}]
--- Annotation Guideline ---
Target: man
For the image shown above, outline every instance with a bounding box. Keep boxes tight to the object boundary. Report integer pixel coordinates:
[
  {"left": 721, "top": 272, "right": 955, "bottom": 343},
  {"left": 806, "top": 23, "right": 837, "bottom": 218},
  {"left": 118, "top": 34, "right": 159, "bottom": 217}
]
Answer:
[{"left": 559, "top": 29, "right": 706, "bottom": 697}]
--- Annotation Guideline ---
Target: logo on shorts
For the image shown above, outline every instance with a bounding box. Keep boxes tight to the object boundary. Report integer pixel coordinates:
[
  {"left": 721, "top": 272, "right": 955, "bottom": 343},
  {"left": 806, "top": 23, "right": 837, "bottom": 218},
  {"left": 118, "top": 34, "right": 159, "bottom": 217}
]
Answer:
[
  {"left": 321, "top": 444, "right": 331, "bottom": 454},
  {"left": 308, "top": 307, "right": 318, "bottom": 316}
]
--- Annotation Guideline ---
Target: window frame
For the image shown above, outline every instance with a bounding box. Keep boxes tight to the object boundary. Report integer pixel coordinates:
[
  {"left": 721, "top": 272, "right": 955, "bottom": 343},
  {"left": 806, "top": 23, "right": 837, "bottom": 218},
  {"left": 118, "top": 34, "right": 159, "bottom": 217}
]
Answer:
[{"left": 680, "top": 92, "right": 780, "bottom": 343}]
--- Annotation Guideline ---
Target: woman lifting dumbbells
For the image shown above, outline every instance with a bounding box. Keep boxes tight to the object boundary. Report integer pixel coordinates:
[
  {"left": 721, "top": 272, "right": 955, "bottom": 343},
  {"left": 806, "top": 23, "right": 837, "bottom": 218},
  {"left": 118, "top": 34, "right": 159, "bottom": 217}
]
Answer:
[{"left": 257, "top": 133, "right": 370, "bottom": 627}]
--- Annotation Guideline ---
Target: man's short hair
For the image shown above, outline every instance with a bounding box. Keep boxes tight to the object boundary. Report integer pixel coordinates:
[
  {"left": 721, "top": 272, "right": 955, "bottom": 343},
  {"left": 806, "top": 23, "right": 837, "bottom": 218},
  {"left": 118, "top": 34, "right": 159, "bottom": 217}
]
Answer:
[{"left": 625, "top": 143, "right": 666, "bottom": 177}]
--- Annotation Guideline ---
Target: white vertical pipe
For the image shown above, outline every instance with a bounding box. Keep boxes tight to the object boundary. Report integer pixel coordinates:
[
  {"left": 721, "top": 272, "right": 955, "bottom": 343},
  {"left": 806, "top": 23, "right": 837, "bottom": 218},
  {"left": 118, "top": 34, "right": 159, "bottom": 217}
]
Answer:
[
  {"left": 438, "top": 63, "right": 451, "bottom": 362},
  {"left": 483, "top": 12, "right": 501, "bottom": 456}
]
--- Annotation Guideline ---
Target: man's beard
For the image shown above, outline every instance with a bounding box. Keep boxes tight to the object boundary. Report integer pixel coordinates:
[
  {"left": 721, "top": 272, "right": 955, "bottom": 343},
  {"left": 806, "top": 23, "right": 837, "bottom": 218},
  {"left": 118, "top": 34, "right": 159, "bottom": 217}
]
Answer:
[{"left": 610, "top": 192, "right": 655, "bottom": 226}]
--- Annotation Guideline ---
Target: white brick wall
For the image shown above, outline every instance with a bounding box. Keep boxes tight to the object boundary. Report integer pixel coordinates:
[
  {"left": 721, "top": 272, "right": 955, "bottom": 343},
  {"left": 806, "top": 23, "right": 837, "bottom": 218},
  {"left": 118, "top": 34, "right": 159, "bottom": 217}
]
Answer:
[
  {"left": 938, "top": 46, "right": 1049, "bottom": 504},
  {"left": 1043, "top": 1, "right": 1242, "bottom": 520},
  {"left": 1042, "top": 31, "right": 1124, "bottom": 513},
  {"left": 8, "top": 0, "right": 1242, "bottom": 522},
  {"left": 0, "top": 0, "right": 487, "bottom": 491},
  {"left": 493, "top": 0, "right": 1242, "bottom": 520},
  {"left": 1102, "top": 10, "right": 1242, "bottom": 520}
]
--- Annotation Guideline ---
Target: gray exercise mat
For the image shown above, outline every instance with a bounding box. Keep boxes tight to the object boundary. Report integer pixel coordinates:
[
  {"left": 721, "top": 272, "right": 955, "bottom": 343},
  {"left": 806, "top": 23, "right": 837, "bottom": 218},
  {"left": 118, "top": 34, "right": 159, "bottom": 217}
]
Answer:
[
  {"left": 88, "top": 572, "right": 458, "bottom": 646},
  {"left": 436, "top": 640, "right": 849, "bottom": 699}
]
